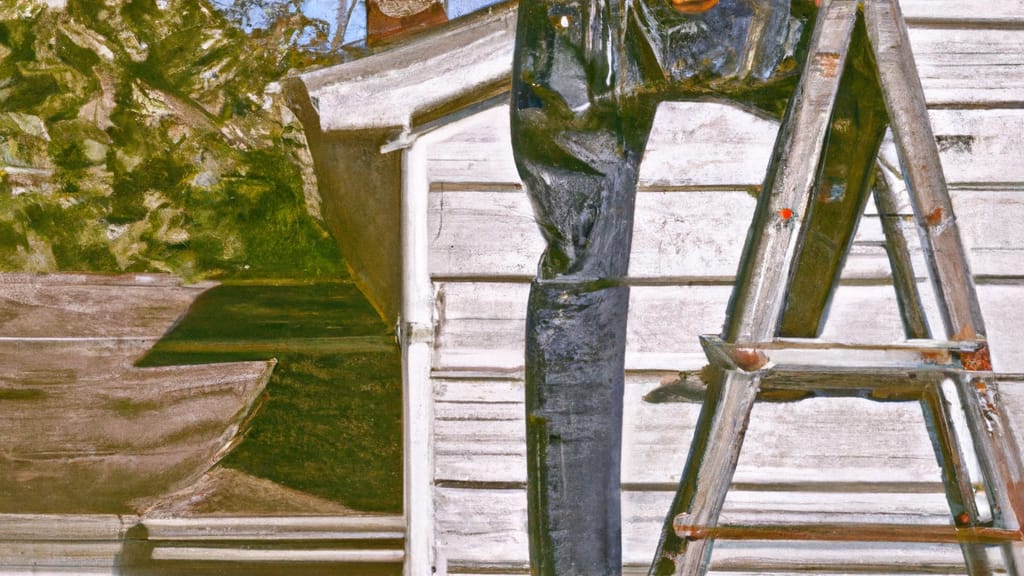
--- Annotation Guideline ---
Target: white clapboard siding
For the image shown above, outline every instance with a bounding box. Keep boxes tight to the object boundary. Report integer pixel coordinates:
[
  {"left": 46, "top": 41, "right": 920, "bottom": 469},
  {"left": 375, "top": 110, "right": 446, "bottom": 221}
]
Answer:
[
  {"left": 429, "top": 187, "right": 1024, "bottom": 281},
  {"left": 901, "top": 0, "right": 1024, "bottom": 23},
  {"left": 415, "top": 4, "right": 1024, "bottom": 573},
  {"left": 425, "top": 104, "right": 1024, "bottom": 187},
  {"left": 434, "top": 281, "right": 1024, "bottom": 371},
  {"left": 924, "top": 109, "right": 1024, "bottom": 186},
  {"left": 424, "top": 100, "right": 1024, "bottom": 573},
  {"left": 435, "top": 487, "right": 964, "bottom": 570},
  {"left": 428, "top": 186, "right": 542, "bottom": 279},
  {"left": 433, "top": 372, "right": 1024, "bottom": 572},
  {"left": 433, "top": 377, "right": 949, "bottom": 486},
  {"left": 909, "top": 27, "right": 1024, "bottom": 106},
  {"left": 425, "top": 105, "right": 522, "bottom": 184}
]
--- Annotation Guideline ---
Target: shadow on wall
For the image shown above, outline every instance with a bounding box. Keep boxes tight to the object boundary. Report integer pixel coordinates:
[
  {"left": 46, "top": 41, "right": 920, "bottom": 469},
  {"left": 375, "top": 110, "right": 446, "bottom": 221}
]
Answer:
[{"left": 136, "top": 282, "right": 404, "bottom": 514}]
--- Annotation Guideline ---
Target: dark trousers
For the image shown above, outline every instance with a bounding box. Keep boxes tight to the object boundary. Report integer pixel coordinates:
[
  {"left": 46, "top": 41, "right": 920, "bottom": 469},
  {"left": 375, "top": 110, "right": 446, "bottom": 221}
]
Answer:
[
  {"left": 510, "top": 0, "right": 657, "bottom": 570},
  {"left": 513, "top": 96, "right": 653, "bottom": 573}
]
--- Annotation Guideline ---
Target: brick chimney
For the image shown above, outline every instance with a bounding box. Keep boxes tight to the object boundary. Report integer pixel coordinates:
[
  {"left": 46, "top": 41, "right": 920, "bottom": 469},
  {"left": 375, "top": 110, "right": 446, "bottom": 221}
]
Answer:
[{"left": 366, "top": 0, "right": 448, "bottom": 46}]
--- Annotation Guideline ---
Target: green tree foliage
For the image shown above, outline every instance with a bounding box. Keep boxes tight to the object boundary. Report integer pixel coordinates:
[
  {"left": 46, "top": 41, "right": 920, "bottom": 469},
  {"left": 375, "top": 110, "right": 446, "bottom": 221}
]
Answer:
[{"left": 0, "top": 0, "right": 344, "bottom": 279}]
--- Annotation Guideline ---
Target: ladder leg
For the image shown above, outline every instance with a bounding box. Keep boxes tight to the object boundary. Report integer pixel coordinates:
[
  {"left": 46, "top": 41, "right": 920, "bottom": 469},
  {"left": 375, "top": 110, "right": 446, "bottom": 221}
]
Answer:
[
  {"left": 872, "top": 167, "right": 931, "bottom": 339},
  {"left": 649, "top": 369, "right": 760, "bottom": 576},
  {"left": 921, "top": 381, "right": 998, "bottom": 575},
  {"left": 864, "top": 0, "right": 986, "bottom": 340},
  {"left": 723, "top": 0, "right": 859, "bottom": 343},
  {"left": 779, "top": 11, "right": 890, "bottom": 338},
  {"left": 956, "top": 374, "right": 1024, "bottom": 573}
]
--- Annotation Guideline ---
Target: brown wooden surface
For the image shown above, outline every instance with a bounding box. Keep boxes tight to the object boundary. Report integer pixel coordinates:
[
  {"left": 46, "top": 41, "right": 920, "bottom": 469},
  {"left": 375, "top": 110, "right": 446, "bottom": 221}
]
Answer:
[
  {"left": 673, "top": 523, "right": 1022, "bottom": 545},
  {"left": 0, "top": 274, "right": 273, "bottom": 514}
]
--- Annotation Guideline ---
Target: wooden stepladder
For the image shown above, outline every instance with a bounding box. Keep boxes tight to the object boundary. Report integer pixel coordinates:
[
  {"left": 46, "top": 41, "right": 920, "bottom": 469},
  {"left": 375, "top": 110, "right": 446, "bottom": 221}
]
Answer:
[{"left": 649, "top": 0, "right": 1024, "bottom": 575}]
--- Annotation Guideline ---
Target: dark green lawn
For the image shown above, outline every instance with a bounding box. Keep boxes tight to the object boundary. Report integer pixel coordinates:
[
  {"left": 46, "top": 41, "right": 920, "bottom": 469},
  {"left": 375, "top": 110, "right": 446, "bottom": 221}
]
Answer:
[{"left": 137, "top": 281, "right": 402, "bottom": 513}]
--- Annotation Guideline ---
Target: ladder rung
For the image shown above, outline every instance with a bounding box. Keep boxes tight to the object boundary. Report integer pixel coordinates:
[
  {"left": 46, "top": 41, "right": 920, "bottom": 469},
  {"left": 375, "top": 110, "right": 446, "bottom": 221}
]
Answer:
[
  {"left": 672, "top": 521, "right": 1023, "bottom": 545},
  {"left": 701, "top": 335, "right": 991, "bottom": 373},
  {"left": 759, "top": 367, "right": 930, "bottom": 398}
]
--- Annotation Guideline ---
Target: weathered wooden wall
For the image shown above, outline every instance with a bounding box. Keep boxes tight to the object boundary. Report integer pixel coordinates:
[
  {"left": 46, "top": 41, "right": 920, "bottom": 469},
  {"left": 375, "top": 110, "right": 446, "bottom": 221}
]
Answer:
[
  {"left": 0, "top": 275, "right": 405, "bottom": 573},
  {"left": 0, "top": 274, "right": 275, "bottom": 514},
  {"left": 420, "top": 4, "right": 1024, "bottom": 572}
]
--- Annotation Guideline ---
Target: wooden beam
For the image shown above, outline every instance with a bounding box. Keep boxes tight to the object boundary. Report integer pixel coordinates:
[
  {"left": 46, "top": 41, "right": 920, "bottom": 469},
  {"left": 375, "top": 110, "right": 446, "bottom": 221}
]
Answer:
[
  {"left": 723, "top": 0, "right": 860, "bottom": 343},
  {"left": 866, "top": 0, "right": 987, "bottom": 342},
  {"left": 672, "top": 522, "right": 1022, "bottom": 545},
  {"left": 651, "top": 370, "right": 761, "bottom": 575}
]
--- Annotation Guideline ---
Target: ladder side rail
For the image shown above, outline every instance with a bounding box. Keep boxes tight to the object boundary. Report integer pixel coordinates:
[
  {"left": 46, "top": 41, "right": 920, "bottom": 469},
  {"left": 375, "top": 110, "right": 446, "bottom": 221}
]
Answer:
[
  {"left": 650, "top": 3, "right": 1023, "bottom": 576},
  {"left": 722, "top": 0, "right": 860, "bottom": 344},
  {"left": 863, "top": 0, "right": 987, "bottom": 343},
  {"left": 956, "top": 374, "right": 1024, "bottom": 572},
  {"left": 872, "top": 166, "right": 932, "bottom": 339},
  {"left": 866, "top": 1, "right": 1024, "bottom": 570},
  {"left": 921, "top": 381, "right": 998, "bottom": 574},
  {"left": 648, "top": 370, "right": 761, "bottom": 576},
  {"left": 776, "top": 13, "right": 891, "bottom": 339}
]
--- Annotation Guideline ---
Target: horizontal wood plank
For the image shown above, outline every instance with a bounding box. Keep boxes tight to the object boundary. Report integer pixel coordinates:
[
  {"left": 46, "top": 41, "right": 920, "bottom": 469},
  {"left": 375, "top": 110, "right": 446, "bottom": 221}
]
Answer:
[
  {"left": 669, "top": 524, "right": 1021, "bottom": 545},
  {"left": 435, "top": 487, "right": 963, "bottom": 568},
  {"left": 0, "top": 274, "right": 212, "bottom": 339},
  {"left": 901, "top": 0, "right": 1024, "bottom": 24},
  {"left": 0, "top": 325, "right": 273, "bottom": 514},
  {"left": 643, "top": 106, "right": 1024, "bottom": 187},
  {"left": 426, "top": 104, "right": 1024, "bottom": 188},
  {"left": 143, "top": 516, "right": 405, "bottom": 540},
  {"left": 0, "top": 338, "right": 156, "bottom": 373},
  {"left": 0, "top": 513, "right": 406, "bottom": 573},
  {"left": 433, "top": 281, "right": 1024, "bottom": 371},
  {"left": 0, "top": 514, "right": 136, "bottom": 541},
  {"left": 0, "top": 541, "right": 125, "bottom": 570},
  {"left": 428, "top": 187, "right": 1024, "bottom": 280},
  {"left": 432, "top": 376, "right": 947, "bottom": 486},
  {"left": 447, "top": 566, "right": 973, "bottom": 576},
  {"left": 909, "top": 27, "right": 1024, "bottom": 106}
]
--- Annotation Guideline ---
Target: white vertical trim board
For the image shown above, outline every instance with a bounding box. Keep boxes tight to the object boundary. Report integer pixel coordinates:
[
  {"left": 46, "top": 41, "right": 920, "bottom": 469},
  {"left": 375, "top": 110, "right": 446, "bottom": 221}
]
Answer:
[{"left": 402, "top": 139, "right": 437, "bottom": 576}]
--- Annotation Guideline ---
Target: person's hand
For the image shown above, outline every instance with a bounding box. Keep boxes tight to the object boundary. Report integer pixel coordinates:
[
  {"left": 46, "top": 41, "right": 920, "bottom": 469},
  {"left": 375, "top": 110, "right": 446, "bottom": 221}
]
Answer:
[{"left": 668, "top": 0, "right": 718, "bottom": 13}]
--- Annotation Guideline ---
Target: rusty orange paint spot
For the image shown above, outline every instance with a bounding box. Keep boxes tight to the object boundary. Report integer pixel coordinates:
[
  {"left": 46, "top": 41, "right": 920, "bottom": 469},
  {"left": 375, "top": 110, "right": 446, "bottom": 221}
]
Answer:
[
  {"left": 730, "top": 348, "right": 768, "bottom": 371},
  {"left": 920, "top": 349, "right": 952, "bottom": 365},
  {"left": 952, "top": 324, "right": 978, "bottom": 341},
  {"left": 961, "top": 344, "right": 993, "bottom": 371},
  {"left": 669, "top": 0, "right": 719, "bottom": 13},
  {"left": 813, "top": 52, "right": 841, "bottom": 78},
  {"left": 956, "top": 512, "right": 971, "bottom": 526},
  {"left": 925, "top": 206, "right": 944, "bottom": 226},
  {"left": 778, "top": 208, "right": 794, "bottom": 220}
]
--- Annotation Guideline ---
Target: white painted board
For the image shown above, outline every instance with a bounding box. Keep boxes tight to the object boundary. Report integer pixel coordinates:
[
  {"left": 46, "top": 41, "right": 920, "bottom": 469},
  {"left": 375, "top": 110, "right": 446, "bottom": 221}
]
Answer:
[
  {"left": 426, "top": 104, "right": 1024, "bottom": 188},
  {"left": 428, "top": 187, "right": 1024, "bottom": 280}
]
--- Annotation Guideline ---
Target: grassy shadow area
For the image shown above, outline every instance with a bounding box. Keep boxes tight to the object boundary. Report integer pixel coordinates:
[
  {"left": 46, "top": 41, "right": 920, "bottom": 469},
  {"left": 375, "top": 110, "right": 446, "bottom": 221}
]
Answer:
[{"left": 137, "top": 281, "right": 402, "bottom": 513}]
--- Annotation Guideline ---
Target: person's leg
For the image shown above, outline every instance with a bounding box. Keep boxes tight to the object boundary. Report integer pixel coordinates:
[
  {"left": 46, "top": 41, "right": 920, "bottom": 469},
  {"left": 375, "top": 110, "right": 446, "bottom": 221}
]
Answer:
[
  {"left": 516, "top": 150, "right": 644, "bottom": 575},
  {"left": 524, "top": 278, "right": 630, "bottom": 575},
  {"left": 511, "top": 0, "right": 655, "bottom": 570}
]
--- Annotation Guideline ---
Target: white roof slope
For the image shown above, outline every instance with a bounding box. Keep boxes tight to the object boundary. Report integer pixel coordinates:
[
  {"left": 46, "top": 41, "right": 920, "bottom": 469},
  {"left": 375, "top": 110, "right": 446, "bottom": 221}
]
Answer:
[
  {"left": 297, "top": 2, "right": 517, "bottom": 132},
  {"left": 293, "top": 0, "right": 1024, "bottom": 135}
]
